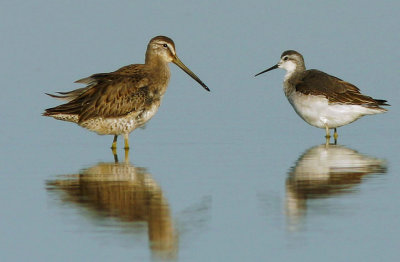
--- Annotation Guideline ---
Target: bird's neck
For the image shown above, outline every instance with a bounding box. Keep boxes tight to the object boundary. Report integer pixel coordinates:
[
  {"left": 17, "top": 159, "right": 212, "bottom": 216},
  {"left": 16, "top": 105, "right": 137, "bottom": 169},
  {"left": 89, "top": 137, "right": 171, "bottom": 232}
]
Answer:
[
  {"left": 283, "top": 67, "right": 306, "bottom": 97},
  {"left": 145, "top": 56, "right": 171, "bottom": 96},
  {"left": 284, "top": 63, "right": 305, "bottom": 81},
  {"left": 146, "top": 55, "right": 170, "bottom": 76}
]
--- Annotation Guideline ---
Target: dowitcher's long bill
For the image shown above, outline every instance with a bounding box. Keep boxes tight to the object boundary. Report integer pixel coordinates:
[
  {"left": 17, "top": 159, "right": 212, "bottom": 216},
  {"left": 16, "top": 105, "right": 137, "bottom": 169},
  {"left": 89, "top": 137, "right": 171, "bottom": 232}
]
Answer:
[
  {"left": 255, "top": 50, "right": 389, "bottom": 141},
  {"left": 43, "top": 36, "right": 209, "bottom": 150}
]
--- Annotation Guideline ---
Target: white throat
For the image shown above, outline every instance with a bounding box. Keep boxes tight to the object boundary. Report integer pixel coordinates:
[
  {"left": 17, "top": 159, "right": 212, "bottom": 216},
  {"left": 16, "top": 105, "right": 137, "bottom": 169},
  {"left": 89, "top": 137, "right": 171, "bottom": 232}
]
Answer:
[{"left": 281, "top": 61, "right": 297, "bottom": 81}]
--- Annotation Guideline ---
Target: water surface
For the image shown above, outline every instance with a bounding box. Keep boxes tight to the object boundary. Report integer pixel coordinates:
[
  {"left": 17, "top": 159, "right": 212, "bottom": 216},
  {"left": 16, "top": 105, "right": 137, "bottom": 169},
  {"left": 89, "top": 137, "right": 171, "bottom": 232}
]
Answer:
[{"left": 1, "top": 1, "right": 399, "bottom": 261}]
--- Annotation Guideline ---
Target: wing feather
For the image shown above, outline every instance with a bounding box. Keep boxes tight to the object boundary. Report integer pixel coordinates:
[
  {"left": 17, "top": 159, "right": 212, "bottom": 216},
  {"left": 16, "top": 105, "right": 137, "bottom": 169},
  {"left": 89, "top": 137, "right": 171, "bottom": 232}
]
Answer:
[
  {"left": 44, "top": 65, "right": 154, "bottom": 122},
  {"left": 295, "top": 70, "right": 388, "bottom": 108}
]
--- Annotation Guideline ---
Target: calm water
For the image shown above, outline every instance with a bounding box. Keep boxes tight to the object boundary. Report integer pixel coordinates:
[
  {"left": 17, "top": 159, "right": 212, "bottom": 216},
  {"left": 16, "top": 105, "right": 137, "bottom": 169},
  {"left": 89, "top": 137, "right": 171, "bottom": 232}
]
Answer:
[{"left": 1, "top": 1, "right": 400, "bottom": 261}]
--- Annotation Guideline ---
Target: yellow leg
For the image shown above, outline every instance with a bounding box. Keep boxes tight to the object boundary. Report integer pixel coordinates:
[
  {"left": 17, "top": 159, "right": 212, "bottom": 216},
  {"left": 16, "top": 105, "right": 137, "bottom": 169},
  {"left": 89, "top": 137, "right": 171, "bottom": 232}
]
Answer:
[
  {"left": 124, "top": 134, "right": 130, "bottom": 150},
  {"left": 111, "top": 135, "right": 118, "bottom": 149},
  {"left": 325, "top": 126, "right": 331, "bottom": 138},
  {"left": 124, "top": 148, "right": 130, "bottom": 163},
  {"left": 111, "top": 135, "right": 118, "bottom": 161},
  {"left": 333, "top": 128, "right": 338, "bottom": 145},
  {"left": 112, "top": 149, "right": 119, "bottom": 163}
]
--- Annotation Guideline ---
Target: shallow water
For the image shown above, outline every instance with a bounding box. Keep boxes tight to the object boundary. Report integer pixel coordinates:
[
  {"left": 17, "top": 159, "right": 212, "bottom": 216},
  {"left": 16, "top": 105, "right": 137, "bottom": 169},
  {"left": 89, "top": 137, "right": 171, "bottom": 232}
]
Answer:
[
  {"left": 3, "top": 135, "right": 398, "bottom": 261},
  {"left": 1, "top": 1, "right": 400, "bottom": 261}
]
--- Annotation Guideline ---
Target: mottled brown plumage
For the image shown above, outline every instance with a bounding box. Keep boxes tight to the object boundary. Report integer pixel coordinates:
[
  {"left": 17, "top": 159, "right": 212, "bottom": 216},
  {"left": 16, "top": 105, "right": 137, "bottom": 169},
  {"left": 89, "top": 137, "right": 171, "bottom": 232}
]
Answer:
[{"left": 43, "top": 36, "right": 209, "bottom": 150}]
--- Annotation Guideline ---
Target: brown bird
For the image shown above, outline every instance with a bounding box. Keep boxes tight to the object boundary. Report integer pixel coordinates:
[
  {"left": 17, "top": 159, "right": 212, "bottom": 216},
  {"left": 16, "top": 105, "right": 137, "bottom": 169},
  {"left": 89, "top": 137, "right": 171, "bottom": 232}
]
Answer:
[
  {"left": 43, "top": 36, "right": 209, "bottom": 150},
  {"left": 255, "top": 50, "right": 389, "bottom": 141}
]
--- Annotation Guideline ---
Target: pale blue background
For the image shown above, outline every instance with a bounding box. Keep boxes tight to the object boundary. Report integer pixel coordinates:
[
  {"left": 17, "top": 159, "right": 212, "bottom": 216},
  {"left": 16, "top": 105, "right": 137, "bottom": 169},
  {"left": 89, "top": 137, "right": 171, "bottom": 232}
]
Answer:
[{"left": 1, "top": 1, "right": 399, "bottom": 261}]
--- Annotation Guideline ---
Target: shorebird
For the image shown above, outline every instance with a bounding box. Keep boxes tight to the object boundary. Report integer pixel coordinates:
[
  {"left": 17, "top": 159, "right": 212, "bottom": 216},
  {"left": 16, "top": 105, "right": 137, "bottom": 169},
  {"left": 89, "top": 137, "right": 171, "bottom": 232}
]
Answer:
[
  {"left": 255, "top": 50, "right": 389, "bottom": 141},
  {"left": 43, "top": 36, "right": 209, "bottom": 150}
]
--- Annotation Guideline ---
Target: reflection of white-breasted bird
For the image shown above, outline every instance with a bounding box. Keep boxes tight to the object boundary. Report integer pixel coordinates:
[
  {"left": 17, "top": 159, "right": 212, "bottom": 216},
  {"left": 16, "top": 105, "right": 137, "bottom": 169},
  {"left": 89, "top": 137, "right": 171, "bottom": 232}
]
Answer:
[
  {"left": 256, "top": 50, "right": 389, "bottom": 140},
  {"left": 285, "top": 144, "right": 386, "bottom": 230}
]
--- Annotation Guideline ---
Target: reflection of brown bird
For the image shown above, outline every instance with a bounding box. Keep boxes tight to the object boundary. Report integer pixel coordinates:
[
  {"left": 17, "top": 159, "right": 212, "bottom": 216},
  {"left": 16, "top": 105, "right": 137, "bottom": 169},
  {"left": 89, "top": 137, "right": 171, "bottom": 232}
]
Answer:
[
  {"left": 285, "top": 144, "right": 386, "bottom": 230},
  {"left": 43, "top": 36, "right": 209, "bottom": 150},
  {"left": 47, "top": 161, "right": 178, "bottom": 260}
]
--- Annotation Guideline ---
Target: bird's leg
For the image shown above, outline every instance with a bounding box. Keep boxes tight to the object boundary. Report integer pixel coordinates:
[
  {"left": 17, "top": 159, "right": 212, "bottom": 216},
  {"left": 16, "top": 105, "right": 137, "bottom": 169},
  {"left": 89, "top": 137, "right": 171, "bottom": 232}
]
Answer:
[
  {"left": 113, "top": 151, "right": 119, "bottom": 163},
  {"left": 123, "top": 134, "right": 129, "bottom": 163},
  {"left": 124, "top": 134, "right": 130, "bottom": 150},
  {"left": 325, "top": 136, "right": 330, "bottom": 147},
  {"left": 325, "top": 126, "right": 331, "bottom": 139},
  {"left": 124, "top": 148, "right": 130, "bottom": 163},
  {"left": 111, "top": 135, "right": 118, "bottom": 149},
  {"left": 333, "top": 128, "right": 338, "bottom": 145},
  {"left": 111, "top": 135, "right": 118, "bottom": 158}
]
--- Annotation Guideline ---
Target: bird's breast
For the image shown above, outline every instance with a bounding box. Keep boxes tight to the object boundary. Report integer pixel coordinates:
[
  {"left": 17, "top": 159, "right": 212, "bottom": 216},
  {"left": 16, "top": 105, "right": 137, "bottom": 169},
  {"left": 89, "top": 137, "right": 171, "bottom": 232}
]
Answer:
[
  {"left": 287, "top": 91, "right": 331, "bottom": 128},
  {"left": 283, "top": 80, "right": 296, "bottom": 97}
]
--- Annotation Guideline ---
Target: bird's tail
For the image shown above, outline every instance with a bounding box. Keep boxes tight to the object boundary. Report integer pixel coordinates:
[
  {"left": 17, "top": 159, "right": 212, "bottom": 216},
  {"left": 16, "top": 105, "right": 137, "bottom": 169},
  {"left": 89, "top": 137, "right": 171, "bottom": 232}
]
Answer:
[{"left": 375, "top": 99, "right": 390, "bottom": 107}]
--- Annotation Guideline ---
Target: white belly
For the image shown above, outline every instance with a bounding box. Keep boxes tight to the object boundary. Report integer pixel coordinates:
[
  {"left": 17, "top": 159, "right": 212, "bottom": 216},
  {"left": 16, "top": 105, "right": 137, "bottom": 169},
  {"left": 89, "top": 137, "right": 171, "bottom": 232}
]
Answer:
[
  {"left": 287, "top": 92, "right": 384, "bottom": 129},
  {"left": 79, "top": 103, "right": 160, "bottom": 135}
]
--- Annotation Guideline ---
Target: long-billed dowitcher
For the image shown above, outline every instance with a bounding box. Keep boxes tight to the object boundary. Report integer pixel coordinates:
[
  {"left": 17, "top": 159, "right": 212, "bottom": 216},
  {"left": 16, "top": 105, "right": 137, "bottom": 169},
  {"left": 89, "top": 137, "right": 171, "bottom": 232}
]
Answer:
[
  {"left": 255, "top": 50, "right": 389, "bottom": 141},
  {"left": 43, "top": 36, "right": 209, "bottom": 150}
]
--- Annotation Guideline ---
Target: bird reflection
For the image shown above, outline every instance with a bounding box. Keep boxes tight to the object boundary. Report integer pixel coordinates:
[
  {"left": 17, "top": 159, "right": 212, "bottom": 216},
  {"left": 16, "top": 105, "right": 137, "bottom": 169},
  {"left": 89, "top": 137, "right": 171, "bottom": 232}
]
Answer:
[
  {"left": 46, "top": 154, "right": 178, "bottom": 260},
  {"left": 285, "top": 144, "right": 387, "bottom": 230}
]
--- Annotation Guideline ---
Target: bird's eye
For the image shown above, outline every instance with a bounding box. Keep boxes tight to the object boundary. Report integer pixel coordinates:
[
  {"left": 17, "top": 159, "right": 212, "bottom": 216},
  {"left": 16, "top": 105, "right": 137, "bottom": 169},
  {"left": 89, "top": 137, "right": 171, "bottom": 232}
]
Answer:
[
  {"left": 163, "top": 44, "right": 168, "bottom": 48},
  {"left": 283, "top": 56, "right": 288, "bottom": 61}
]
